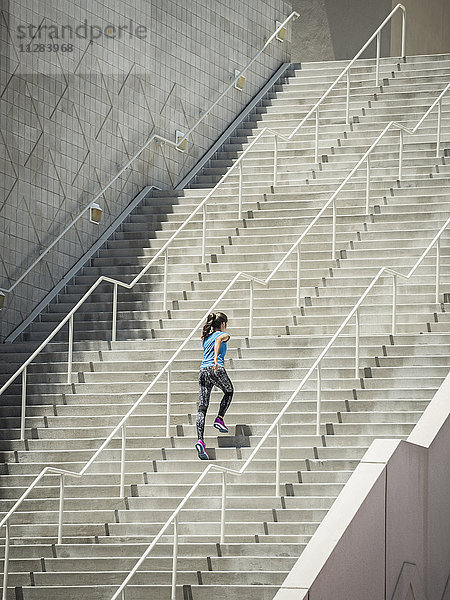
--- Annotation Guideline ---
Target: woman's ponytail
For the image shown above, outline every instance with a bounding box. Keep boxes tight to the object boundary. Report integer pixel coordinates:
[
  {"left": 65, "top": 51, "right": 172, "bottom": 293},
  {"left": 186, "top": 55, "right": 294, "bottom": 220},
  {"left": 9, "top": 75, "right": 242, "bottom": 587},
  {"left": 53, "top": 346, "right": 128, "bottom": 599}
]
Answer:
[{"left": 201, "top": 311, "right": 228, "bottom": 340}]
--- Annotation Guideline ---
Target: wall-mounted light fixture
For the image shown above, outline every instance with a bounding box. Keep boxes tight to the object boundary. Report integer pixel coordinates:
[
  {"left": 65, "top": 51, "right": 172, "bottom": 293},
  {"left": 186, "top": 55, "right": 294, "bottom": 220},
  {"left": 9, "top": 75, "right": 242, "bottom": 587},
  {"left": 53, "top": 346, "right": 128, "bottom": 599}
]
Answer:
[
  {"left": 275, "top": 21, "right": 287, "bottom": 42},
  {"left": 0, "top": 291, "right": 5, "bottom": 310},
  {"left": 234, "top": 70, "right": 246, "bottom": 91},
  {"left": 90, "top": 202, "right": 103, "bottom": 224},
  {"left": 175, "top": 130, "right": 187, "bottom": 152}
]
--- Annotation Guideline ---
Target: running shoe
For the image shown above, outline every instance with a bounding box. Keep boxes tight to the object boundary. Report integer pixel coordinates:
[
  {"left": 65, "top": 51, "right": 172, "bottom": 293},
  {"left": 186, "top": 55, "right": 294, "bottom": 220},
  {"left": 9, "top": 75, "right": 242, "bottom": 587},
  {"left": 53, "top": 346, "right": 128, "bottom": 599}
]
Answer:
[
  {"left": 195, "top": 439, "right": 209, "bottom": 460},
  {"left": 213, "top": 416, "right": 229, "bottom": 433}
]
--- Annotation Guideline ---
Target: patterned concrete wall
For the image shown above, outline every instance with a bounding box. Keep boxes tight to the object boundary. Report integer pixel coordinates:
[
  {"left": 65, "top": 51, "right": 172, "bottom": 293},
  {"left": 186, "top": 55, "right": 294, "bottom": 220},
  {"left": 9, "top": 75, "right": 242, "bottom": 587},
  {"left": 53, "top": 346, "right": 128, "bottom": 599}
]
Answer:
[{"left": 0, "top": 0, "right": 291, "bottom": 340}]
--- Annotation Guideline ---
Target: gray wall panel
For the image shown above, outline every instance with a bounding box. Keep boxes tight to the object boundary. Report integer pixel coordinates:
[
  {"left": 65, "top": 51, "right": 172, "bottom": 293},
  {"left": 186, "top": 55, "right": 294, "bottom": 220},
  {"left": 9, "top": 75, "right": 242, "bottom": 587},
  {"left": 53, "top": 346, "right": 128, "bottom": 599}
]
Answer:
[{"left": 0, "top": 0, "right": 291, "bottom": 339}]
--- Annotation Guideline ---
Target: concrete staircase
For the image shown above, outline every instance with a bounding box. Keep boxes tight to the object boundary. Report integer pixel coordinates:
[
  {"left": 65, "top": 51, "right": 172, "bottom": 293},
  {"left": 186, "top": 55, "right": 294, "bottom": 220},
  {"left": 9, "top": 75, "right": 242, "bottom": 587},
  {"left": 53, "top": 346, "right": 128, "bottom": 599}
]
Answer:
[{"left": 0, "top": 53, "right": 449, "bottom": 599}]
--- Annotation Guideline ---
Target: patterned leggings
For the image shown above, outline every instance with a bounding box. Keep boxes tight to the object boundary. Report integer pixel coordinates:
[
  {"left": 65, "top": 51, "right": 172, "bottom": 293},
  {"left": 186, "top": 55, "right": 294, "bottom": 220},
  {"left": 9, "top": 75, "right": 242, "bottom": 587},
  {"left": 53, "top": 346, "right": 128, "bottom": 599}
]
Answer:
[{"left": 197, "top": 367, "right": 234, "bottom": 440}]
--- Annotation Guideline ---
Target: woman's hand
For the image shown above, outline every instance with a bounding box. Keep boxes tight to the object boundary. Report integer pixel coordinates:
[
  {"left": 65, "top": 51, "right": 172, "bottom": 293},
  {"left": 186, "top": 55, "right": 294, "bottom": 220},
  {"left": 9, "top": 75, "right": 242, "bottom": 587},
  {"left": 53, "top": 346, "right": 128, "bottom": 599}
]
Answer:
[{"left": 213, "top": 360, "right": 219, "bottom": 372}]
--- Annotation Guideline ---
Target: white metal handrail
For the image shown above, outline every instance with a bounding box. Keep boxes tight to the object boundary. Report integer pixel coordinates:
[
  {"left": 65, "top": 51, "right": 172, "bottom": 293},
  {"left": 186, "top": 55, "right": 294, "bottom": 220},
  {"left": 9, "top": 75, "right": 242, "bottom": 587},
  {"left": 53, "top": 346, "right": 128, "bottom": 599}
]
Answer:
[
  {"left": 200, "top": 3, "right": 408, "bottom": 257},
  {"left": 0, "top": 13, "right": 299, "bottom": 297},
  {"left": 283, "top": 3, "right": 406, "bottom": 159},
  {"left": 0, "top": 4, "right": 418, "bottom": 438},
  {"left": 1, "top": 88, "right": 448, "bottom": 600},
  {"left": 0, "top": 129, "right": 278, "bottom": 444},
  {"left": 268, "top": 3, "right": 407, "bottom": 158},
  {"left": 221, "top": 2, "right": 406, "bottom": 190},
  {"left": 107, "top": 216, "right": 450, "bottom": 600}
]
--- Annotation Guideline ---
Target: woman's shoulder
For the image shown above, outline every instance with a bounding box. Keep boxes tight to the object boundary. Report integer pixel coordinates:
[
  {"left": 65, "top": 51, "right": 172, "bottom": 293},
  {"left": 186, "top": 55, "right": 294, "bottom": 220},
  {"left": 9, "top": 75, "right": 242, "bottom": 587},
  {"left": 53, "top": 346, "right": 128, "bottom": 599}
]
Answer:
[
  {"left": 203, "top": 330, "right": 220, "bottom": 342},
  {"left": 204, "top": 330, "right": 230, "bottom": 342}
]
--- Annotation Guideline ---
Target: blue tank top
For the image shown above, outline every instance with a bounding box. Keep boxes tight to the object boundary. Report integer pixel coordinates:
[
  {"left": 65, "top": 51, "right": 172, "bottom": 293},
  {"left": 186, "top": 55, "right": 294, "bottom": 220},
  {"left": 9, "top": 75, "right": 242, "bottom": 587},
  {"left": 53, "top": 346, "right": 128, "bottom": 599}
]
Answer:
[{"left": 201, "top": 331, "right": 230, "bottom": 368}]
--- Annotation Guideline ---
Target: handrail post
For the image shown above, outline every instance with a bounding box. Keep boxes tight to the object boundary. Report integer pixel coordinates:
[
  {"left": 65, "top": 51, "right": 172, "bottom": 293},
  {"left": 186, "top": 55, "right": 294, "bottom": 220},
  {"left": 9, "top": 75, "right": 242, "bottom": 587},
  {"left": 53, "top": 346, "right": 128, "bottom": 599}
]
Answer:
[
  {"left": 112, "top": 282, "right": 118, "bottom": 343},
  {"left": 238, "top": 160, "right": 243, "bottom": 220},
  {"left": 249, "top": 280, "right": 254, "bottom": 338},
  {"left": 314, "top": 107, "right": 320, "bottom": 164},
  {"left": 296, "top": 244, "right": 301, "bottom": 307},
  {"left": 57, "top": 473, "right": 65, "bottom": 544},
  {"left": 316, "top": 363, "right": 322, "bottom": 436},
  {"left": 355, "top": 308, "right": 360, "bottom": 379},
  {"left": 67, "top": 314, "right": 74, "bottom": 384},
  {"left": 201, "top": 204, "right": 207, "bottom": 264},
  {"left": 392, "top": 274, "right": 398, "bottom": 335},
  {"left": 345, "top": 70, "right": 350, "bottom": 125},
  {"left": 401, "top": 9, "right": 406, "bottom": 59},
  {"left": 171, "top": 515, "right": 179, "bottom": 600},
  {"left": 375, "top": 31, "right": 381, "bottom": 86},
  {"left": 220, "top": 471, "right": 227, "bottom": 543},
  {"left": 365, "top": 155, "right": 371, "bottom": 214},
  {"left": 436, "top": 99, "right": 442, "bottom": 158},
  {"left": 398, "top": 129, "right": 403, "bottom": 181},
  {"left": 163, "top": 249, "right": 169, "bottom": 312},
  {"left": 20, "top": 367, "right": 27, "bottom": 441},
  {"left": 332, "top": 199, "right": 337, "bottom": 259},
  {"left": 2, "top": 520, "right": 10, "bottom": 600},
  {"left": 166, "top": 365, "right": 172, "bottom": 438},
  {"left": 435, "top": 238, "right": 441, "bottom": 304},
  {"left": 120, "top": 425, "right": 126, "bottom": 498},
  {"left": 275, "top": 422, "right": 281, "bottom": 497},
  {"left": 273, "top": 134, "right": 278, "bottom": 187}
]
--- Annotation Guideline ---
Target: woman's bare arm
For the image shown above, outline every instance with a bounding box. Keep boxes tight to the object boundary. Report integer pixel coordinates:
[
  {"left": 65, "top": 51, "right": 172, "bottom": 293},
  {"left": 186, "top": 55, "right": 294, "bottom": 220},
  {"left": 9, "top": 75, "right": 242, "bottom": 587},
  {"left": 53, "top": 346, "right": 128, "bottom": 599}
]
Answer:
[{"left": 213, "top": 333, "right": 230, "bottom": 370}]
